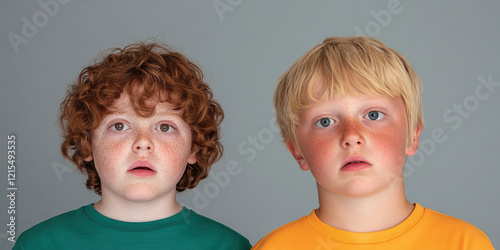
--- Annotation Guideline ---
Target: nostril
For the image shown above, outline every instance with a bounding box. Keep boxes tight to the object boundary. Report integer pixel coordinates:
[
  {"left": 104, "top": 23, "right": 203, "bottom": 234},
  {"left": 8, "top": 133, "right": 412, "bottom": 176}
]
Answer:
[{"left": 343, "top": 141, "right": 362, "bottom": 147}]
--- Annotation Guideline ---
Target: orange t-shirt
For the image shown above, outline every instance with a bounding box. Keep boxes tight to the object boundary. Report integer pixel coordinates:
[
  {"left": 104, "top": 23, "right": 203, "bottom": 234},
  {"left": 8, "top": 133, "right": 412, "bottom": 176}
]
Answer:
[{"left": 253, "top": 203, "right": 493, "bottom": 249}]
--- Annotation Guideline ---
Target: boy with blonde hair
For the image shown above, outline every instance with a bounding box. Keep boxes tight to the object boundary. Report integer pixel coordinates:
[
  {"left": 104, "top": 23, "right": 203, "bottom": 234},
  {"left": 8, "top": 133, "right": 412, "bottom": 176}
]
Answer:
[{"left": 253, "top": 37, "right": 493, "bottom": 249}]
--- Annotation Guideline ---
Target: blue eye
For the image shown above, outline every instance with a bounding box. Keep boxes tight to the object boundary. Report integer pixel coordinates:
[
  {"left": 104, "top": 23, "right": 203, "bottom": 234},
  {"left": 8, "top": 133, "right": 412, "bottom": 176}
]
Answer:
[
  {"left": 315, "top": 118, "right": 335, "bottom": 127},
  {"left": 365, "top": 111, "right": 384, "bottom": 121},
  {"left": 111, "top": 122, "right": 129, "bottom": 131},
  {"left": 156, "top": 123, "right": 173, "bottom": 133}
]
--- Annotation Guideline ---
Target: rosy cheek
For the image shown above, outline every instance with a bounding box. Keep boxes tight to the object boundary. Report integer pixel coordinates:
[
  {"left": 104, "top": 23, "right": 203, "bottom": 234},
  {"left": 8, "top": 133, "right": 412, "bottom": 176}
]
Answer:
[
  {"left": 105, "top": 140, "right": 121, "bottom": 153},
  {"left": 97, "top": 141, "right": 122, "bottom": 162},
  {"left": 373, "top": 128, "right": 407, "bottom": 164},
  {"left": 301, "top": 134, "right": 332, "bottom": 170},
  {"left": 169, "top": 144, "right": 185, "bottom": 163}
]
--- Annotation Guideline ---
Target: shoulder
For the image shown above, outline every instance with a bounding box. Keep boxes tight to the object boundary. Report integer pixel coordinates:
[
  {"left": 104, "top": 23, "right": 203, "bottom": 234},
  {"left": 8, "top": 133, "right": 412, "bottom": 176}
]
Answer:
[
  {"left": 422, "top": 206, "right": 488, "bottom": 235},
  {"left": 253, "top": 215, "right": 310, "bottom": 249},
  {"left": 184, "top": 209, "right": 243, "bottom": 236},
  {"left": 14, "top": 206, "right": 88, "bottom": 249},
  {"left": 18, "top": 206, "right": 87, "bottom": 236},
  {"left": 418, "top": 206, "right": 494, "bottom": 248},
  {"left": 184, "top": 209, "right": 251, "bottom": 249}
]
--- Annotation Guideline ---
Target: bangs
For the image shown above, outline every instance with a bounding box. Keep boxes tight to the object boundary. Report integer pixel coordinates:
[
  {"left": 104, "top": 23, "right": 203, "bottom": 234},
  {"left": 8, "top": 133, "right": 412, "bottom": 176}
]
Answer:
[
  {"left": 122, "top": 79, "right": 178, "bottom": 118},
  {"left": 299, "top": 42, "right": 412, "bottom": 109}
]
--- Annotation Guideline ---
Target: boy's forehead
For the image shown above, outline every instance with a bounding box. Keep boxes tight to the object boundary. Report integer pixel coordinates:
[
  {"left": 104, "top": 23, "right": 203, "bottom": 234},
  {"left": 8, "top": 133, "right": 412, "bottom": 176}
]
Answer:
[
  {"left": 307, "top": 80, "right": 371, "bottom": 105},
  {"left": 108, "top": 93, "right": 182, "bottom": 115},
  {"left": 307, "top": 73, "right": 402, "bottom": 106},
  {"left": 306, "top": 93, "right": 403, "bottom": 109}
]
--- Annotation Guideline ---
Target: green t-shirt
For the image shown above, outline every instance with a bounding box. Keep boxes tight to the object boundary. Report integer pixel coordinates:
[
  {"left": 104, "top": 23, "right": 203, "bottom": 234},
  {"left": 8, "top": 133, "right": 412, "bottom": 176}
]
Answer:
[{"left": 13, "top": 205, "right": 251, "bottom": 249}]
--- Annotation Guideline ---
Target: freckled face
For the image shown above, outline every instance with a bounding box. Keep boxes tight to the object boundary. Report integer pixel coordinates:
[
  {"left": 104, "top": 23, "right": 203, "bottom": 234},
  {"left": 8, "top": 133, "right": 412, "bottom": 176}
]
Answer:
[
  {"left": 85, "top": 94, "right": 196, "bottom": 202},
  {"left": 287, "top": 95, "right": 419, "bottom": 197}
]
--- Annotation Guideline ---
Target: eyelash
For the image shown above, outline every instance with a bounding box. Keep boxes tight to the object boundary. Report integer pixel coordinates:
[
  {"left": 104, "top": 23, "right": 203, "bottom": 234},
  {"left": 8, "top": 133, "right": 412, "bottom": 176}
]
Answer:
[
  {"left": 110, "top": 122, "right": 130, "bottom": 132},
  {"left": 109, "top": 122, "right": 175, "bottom": 133},
  {"left": 156, "top": 123, "right": 174, "bottom": 133},
  {"left": 364, "top": 111, "right": 385, "bottom": 121},
  {"left": 314, "top": 110, "right": 385, "bottom": 128},
  {"left": 315, "top": 118, "right": 335, "bottom": 128}
]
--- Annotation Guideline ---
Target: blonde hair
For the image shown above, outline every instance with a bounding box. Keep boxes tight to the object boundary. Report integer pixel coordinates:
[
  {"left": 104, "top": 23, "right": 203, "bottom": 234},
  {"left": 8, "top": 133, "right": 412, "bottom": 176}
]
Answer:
[{"left": 274, "top": 36, "right": 423, "bottom": 147}]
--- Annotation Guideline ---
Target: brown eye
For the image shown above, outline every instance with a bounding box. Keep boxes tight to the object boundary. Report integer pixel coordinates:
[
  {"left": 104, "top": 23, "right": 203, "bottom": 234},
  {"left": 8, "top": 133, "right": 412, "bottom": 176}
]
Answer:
[
  {"left": 112, "top": 122, "right": 128, "bottom": 131},
  {"left": 157, "top": 123, "right": 171, "bottom": 133}
]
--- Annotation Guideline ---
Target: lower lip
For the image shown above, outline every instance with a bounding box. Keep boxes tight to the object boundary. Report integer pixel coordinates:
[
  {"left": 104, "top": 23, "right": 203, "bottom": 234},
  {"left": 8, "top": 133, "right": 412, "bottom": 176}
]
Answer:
[
  {"left": 128, "top": 169, "right": 156, "bottom": 177},
  {"left": 341, "top": 162, "right": 371, "bottom": 171}
]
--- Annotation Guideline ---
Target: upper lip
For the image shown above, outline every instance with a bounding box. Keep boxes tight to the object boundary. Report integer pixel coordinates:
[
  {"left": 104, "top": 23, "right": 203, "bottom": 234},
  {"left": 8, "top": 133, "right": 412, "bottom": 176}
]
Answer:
[
  {"left": 128, "top": 160, "right": 156, "bottom": 172},
  {"left": 341, "top": 156, "right": 371, "bottom": 168}
]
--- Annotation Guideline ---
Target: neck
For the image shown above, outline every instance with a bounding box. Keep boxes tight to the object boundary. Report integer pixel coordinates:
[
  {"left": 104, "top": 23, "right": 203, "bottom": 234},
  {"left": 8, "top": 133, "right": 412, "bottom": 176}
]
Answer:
[
  {"left": 316, "top": 181, "right": 414, "bottom": 232},
  {"left": 93, "top": 194, "right": 182, "bottom": 222}
]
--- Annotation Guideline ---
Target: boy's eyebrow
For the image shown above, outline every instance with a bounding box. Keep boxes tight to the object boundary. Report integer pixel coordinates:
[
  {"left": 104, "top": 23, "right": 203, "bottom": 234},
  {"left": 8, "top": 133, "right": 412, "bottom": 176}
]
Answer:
[
  {"left": 154, "top": 108, "right": 184, "bottom": 119},
  {"left": 108, "top": 109, "right": 127, "bottom": 114},
  {"left": 305, "top": 96, "right": 399, "bottom": 114},
  {"left": 104, "top": 104, "right": 128, "bottom": 114},
  {"left": 154, "top": 102, "right": 184, "bottom": 115},
  {"left": 107, "top": 106, "right": 184, "bottom": 119}
]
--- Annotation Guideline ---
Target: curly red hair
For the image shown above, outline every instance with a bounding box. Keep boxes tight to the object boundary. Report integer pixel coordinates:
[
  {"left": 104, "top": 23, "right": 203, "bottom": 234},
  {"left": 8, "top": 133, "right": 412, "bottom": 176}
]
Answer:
[{"left": 59, "top": 42, "right": 224, "bottom": 195}]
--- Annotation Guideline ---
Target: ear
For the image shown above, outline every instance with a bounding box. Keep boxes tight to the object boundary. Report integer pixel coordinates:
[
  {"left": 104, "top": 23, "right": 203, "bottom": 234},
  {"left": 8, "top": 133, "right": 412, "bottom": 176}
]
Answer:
[
  {"left": 406, "top": 125, "right": 422, "bottom": 156},
  {"left": 84, "top": 154, "right": 93, "bottom": 162},
  {"left": 285, "top": 140, "right": 309, "bottom": 171},
  {"left": 187, "top": 146, "right": 198, "bottom": 165}
]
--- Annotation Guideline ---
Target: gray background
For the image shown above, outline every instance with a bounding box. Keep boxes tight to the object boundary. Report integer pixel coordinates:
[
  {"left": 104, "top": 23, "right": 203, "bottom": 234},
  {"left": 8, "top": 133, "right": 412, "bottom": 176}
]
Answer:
[{"left": 1, "top": 0, "right": 499, "bottom": 249}]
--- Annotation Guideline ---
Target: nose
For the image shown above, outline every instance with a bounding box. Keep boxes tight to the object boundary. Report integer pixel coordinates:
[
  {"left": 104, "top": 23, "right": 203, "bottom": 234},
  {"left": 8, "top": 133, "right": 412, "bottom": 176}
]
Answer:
[
  {"left": 133, "top": 129, "right": 154, "bottom": 152},
  {"left": 339, "top": 119, "right": 365, "bottom": 148}
]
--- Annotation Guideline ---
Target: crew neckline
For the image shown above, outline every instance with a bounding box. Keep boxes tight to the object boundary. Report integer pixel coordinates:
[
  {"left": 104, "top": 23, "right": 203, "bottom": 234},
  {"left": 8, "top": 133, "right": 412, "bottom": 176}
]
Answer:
[
  {"left": 83, "top": 204, "right": 192, "bottom": 232},
  {"left": 306, "top": 203, "right": 425, "bottom": 244}
]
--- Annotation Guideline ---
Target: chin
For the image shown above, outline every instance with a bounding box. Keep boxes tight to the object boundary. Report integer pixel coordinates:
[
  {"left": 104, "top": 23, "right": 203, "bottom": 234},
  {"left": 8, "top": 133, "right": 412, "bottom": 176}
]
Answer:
[
  {"left": 342, "top": 187, "right": 379, "bottom": 197},
  {"left": 346, "top": 181, "right": 401, "bottom": 197},
  {"left": 123, "top": 193, "right": 159, "bottom": 202},
  {"left": 331, "top": 179, "right": 386, "bottom": 197},
  {"left": 122, "top": 184, "right": 168, "bottom": 202}
]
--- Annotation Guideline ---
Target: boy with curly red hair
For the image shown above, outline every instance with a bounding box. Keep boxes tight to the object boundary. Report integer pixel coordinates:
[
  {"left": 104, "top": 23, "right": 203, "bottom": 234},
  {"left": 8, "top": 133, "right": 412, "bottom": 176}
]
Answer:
[{"left": 14, "top": 42, "right": 251, "bottom": 249}]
